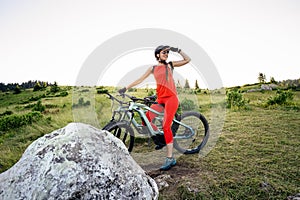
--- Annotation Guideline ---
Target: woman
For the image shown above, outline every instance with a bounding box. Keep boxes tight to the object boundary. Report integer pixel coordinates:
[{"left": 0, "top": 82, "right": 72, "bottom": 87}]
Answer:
[{"left": 118, "top": 45, "right": 191, "bottom": 170}]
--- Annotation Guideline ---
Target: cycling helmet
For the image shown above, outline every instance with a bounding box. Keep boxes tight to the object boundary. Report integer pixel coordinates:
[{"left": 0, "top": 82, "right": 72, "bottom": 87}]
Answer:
[{"left": 154, "top": 45, "right": 169, "bottom": 60}]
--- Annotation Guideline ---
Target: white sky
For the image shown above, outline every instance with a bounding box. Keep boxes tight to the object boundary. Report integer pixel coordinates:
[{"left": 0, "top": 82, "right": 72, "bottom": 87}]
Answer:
[{"left": 0, "top": 0, "right": 299, "bottom": 87}]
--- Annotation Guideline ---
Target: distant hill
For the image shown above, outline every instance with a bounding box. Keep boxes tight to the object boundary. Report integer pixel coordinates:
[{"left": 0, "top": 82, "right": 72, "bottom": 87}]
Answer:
[
  {"left": 226, "top": 78, "right": 300, "bottom": 91},
  {"left": 1, "top": 78, "right": 299, "bottom": 92},
  {"left": 0, "top": 81, "right": 54, "bottom": 92}
]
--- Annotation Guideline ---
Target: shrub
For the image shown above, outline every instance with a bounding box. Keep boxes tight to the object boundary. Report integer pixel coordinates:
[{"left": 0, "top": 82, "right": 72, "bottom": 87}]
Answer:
[
  {"left": 194, "top": 89, "right": 201, "bottom": 94},
  {"left": 96, "top": 86, "right": 108, "bottom": 94},
  {"left": 147, "top": 89, "right": 155, "bottom": 96},
  {"left": 180, "top": 98, "right": 196, "bottom": 111},
  {"left": 50, "top": 81, "right": 60, "bottom": 93},
  {"left": 45, "top": 104, "right": 59, "bottom": 109},
  {"left": 55, "top": 91, "right": 68, "bottom": 97},
  {"left": 78, "top": 97, "right": 84, "bottom": 105},
  {"left": 28, "top": 94, "right": 46, "bottom": 102},
  {"left": 0, "top": 111, "right": 42, "bottom": 131},
  {"left": 84, "top": 100, "right": 91, "bottom": 106},
  {"left": 72, "top": 97, "right": 91, "bottom": 108},
  {"left": 128, "top": 88, "right": 137, "bottom": 92},
  {"left": 0, "top": 110, "right": 13, "bottom": 117},
  {"left": 226, "top": 90, "right": 249, "bottom": 109},
  {"left": 32, "top": 100, "right": 46, "bottom": 112},
  {"left": 266, "top": 90, "right": 294, "bottom": 106}
]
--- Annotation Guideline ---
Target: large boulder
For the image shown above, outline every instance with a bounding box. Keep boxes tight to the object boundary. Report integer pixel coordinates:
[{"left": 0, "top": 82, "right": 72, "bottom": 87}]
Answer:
[{"left": 0, "top": 123, "right": 158, "bottom": 200}]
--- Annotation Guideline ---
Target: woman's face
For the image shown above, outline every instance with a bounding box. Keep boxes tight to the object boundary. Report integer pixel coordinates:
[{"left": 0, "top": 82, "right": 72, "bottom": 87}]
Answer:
[{"left": 158, "top": 48, "right": 169, "bottom": 61}]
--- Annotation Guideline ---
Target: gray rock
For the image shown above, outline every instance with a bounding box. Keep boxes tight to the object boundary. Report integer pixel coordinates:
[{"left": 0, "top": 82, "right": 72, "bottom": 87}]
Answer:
[
  {"left": 247, "top": 84, "right": 278, "bottom": 93},
  {"left": 154, "top": 174, "right": 171, "bottom": 191},
  {"left": 288, "top": 193, "right": 300, "bottom": 200},
  {"left": 0, "top": 123, "right": 158, "bottom": 200},
  {"left": 247, "top": 88, "right": 261, "bottom": 93},
  {"left": 261, "top": 84, "right": 273, "bottom": 91}
]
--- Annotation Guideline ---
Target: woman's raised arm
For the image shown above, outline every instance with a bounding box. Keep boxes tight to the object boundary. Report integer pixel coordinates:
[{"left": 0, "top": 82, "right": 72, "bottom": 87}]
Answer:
[{"left": 171, "top": 49, "right": 191, "bottom": 67}]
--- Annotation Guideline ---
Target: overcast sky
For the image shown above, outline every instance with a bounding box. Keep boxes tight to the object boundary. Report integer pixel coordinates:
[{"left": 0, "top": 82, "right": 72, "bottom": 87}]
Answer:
[{"left": 0, "top": 0, "right": 299, "bottom": 87}]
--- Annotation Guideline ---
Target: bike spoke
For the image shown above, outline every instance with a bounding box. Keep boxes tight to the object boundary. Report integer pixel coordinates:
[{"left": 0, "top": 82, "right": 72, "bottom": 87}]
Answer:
[
  {"left": 116, "top": 128, "right": 122, "bottom": 138},
  {"left": 122, "top": 131, "right": 128, "bottom": 143}
]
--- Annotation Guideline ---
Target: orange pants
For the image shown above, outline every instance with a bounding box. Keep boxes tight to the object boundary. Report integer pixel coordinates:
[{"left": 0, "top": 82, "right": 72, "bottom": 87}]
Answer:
[{"left": 146, "top": 95, "right": 179, "bottom": 144}]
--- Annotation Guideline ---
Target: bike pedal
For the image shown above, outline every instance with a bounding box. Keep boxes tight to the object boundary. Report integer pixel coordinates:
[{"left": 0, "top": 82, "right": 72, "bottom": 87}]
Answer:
[{"left": 155, "top": 144, "right": 165, "bottom": 150}]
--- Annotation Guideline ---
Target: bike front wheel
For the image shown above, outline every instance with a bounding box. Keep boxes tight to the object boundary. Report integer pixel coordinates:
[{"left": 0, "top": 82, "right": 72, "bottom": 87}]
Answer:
[
  {"left": 103, "top": 121, "right": 135, "bottom": 153},
  {"left": 173, "top": 111, "right": 209, "bottom": 154}
]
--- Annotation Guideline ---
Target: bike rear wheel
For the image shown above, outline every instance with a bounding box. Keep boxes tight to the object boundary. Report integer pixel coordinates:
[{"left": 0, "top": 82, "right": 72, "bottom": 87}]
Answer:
[
  {"left": 173, "top": 111, "right": 209, "bottom": 154},
  {"left": 103, "top": 121, "right": 135, "bottom": 153}
]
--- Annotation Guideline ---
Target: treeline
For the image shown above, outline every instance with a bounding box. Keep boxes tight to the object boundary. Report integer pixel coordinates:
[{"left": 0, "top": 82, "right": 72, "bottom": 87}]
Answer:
[
  {"left": 0, "top": 80, "right": 54, "bottom": 92},
  {"left": 277, "top": 79, "right": 300, "bottom": 90},
  {"left": 257, "top": 73, "right": 300, "bottom": 90}
]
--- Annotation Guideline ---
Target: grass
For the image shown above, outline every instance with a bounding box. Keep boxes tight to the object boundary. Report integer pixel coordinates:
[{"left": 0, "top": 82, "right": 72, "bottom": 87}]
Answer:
[
  {"left": 0, "top": 86, "right": 299, "bottom": 199},
  {"left": 214, "top": 109, "right": 298, "bottom": 197},
  {"left": 158, "top": 95, "right": 300, "bottom": 199},
  {"left": 0, "top": 87, "right": 73, "bottom": 171}
]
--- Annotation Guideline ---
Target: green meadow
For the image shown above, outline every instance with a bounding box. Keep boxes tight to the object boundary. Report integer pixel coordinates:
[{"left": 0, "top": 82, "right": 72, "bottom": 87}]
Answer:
[{"left": 0, "top": 83, "right": 299, "bottom": 199}]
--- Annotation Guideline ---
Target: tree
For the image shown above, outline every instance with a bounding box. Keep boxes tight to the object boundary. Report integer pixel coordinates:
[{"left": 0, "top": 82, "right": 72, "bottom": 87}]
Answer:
[
  {"left": 194, "top": 80, "right": 201, "bottom": 93},
  {"left": 33, "top": 82, "right": 42, "bottom": 91},
  {"left": 195, "top": 80, "right": 199, "bottom": 90},
  {"left": 14, "top": 85, "right": 22, "bottom": 94},
  {"left": 184, "top": 79, "right": 190, "bottom": 89},
  {"left": 42, "top": 82, "right": 48, "bottom": 89},
  {"left": 176, "top": 80, "right": 182, "bottom": 89},
  {"left": 50, "top": 81, "right": 60, "bottom": 93},
  {"left": 258, "top": 73, "right": 266, "bottom": 84},
  {"left": 270, "top": 77, "right": 277, "bottom": 84}
]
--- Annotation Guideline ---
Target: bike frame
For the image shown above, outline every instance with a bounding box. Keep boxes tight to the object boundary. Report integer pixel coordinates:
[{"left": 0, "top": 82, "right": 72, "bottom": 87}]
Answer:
[{"left": 110, "top": 95, "right": 195, "bottom": 140}]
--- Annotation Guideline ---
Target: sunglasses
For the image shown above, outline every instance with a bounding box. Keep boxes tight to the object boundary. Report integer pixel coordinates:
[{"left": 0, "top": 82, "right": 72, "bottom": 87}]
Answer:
[{"left": 161, "top": 50, "right": 169, "bottom": 54}]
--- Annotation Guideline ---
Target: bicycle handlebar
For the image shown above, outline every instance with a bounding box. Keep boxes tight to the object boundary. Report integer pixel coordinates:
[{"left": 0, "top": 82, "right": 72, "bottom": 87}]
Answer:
[
  {"left": 104, "top": 91, "right": 157, "bottom": 105},
  {"left": 104, "top": 92, "right": 128, "bottom": 105},
  {"left": 122, "top": 93, "right": 158, "bottom": 105}
]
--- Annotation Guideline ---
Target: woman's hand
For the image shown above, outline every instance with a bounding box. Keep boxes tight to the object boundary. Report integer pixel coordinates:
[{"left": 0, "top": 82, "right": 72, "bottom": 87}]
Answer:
[
  {"left": 170, "top": 47, "right": 181, "bottom": 53},
  {"left": 118, "top": 87, "right": 127, "bottom": 94}
]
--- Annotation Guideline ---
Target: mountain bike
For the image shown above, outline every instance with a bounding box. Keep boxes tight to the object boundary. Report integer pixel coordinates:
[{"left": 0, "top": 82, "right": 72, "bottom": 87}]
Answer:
[{"left": 102, "top": 91, "right": 209, "bottom": 154}]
